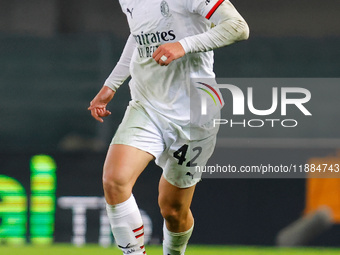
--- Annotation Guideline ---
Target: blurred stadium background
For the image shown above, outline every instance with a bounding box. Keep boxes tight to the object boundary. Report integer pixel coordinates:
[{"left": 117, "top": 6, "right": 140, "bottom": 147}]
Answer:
[{"left": 1, "top": 0, "right": 340, "bottom": 251}]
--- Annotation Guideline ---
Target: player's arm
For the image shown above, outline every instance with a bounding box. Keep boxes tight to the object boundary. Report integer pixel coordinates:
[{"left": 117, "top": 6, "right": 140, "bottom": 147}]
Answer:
[
  {"left": 88, "top": 34, "right": 135, "bottom": 122},
  {"left": 179, "top": 0, "right": 249, "bottom": 53},
  {"left": 104, "top": 34, "right": 135, "bottom": 91},
  {"left": 153, "top": 0, "right": 249, "bottom": 65}
]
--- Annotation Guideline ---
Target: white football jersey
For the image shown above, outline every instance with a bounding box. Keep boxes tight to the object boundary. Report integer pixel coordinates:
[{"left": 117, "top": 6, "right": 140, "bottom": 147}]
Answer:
[{"left": 118, "top": 0, "right": 226, "bottom": 124}]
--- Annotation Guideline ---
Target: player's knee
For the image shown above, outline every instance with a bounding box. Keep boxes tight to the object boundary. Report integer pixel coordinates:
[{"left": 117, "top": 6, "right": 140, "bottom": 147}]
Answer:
[
  {"left": 160, "top": 207, "right": 180, "bottom": 224},
  {"left": 159, "top": 204, "right": 188, "bottom": 227},
  {"left": 102, "top": 166, "right": 130, "bottom": 194}
]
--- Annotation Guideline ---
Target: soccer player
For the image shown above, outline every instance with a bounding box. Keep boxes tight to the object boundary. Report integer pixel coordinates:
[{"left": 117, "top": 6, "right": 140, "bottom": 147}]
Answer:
[{"left": 88, "top": 0, "right": 249, "bottom": 254}]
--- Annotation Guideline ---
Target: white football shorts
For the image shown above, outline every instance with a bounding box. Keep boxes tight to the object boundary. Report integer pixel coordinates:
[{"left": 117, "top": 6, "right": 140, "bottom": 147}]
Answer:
[{"left": 111, "top": 100, "right": 219, "bottom": 188}]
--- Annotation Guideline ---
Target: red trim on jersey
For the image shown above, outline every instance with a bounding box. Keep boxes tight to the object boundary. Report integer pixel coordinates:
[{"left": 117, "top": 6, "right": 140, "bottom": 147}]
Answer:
[{"left": 205, "top": 0, "right": 225, "bottom": 20}]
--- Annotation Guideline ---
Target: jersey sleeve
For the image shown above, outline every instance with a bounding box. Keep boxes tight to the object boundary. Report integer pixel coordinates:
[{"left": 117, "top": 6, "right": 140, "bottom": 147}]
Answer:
[
  {"left": 186, "top": 0, "right": 228, "bottom": 20},
  {"left": 180, "top": 0, "right": 249, "bottom": 54},
  {"left": 104, "top": 34, "right": 136, "bottom": 91}
]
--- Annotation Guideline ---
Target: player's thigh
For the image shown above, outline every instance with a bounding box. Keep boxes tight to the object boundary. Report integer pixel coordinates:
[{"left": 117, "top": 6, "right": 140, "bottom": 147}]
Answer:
[
  {"left": 158, "top": 174, "right": 196, "bottom": 214},
  {"left": 103, "top": 144, "right": 154, "bottom": 191}
]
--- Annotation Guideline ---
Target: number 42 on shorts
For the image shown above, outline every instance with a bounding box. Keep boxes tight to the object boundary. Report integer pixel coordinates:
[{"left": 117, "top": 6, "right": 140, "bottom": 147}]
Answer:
[{"left": 173, "top": 144, "right": 202, "bottom": 167}]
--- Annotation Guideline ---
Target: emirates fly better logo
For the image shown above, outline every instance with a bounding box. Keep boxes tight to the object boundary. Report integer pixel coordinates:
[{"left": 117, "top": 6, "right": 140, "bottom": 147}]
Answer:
[{"left": 196, "top": 80, "right": 312, "bottom": 128}]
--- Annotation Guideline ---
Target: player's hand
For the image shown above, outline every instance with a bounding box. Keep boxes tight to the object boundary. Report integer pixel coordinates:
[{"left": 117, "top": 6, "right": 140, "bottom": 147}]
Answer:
[
  {"left": 153, "top": 42, "right": 185, "bottom": 66},
  {"left": 88, "top": 86, "right": 115, "bottom": 123},
  {"left": 88, "top": 103, "right": 111, "bottom": 123}
]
